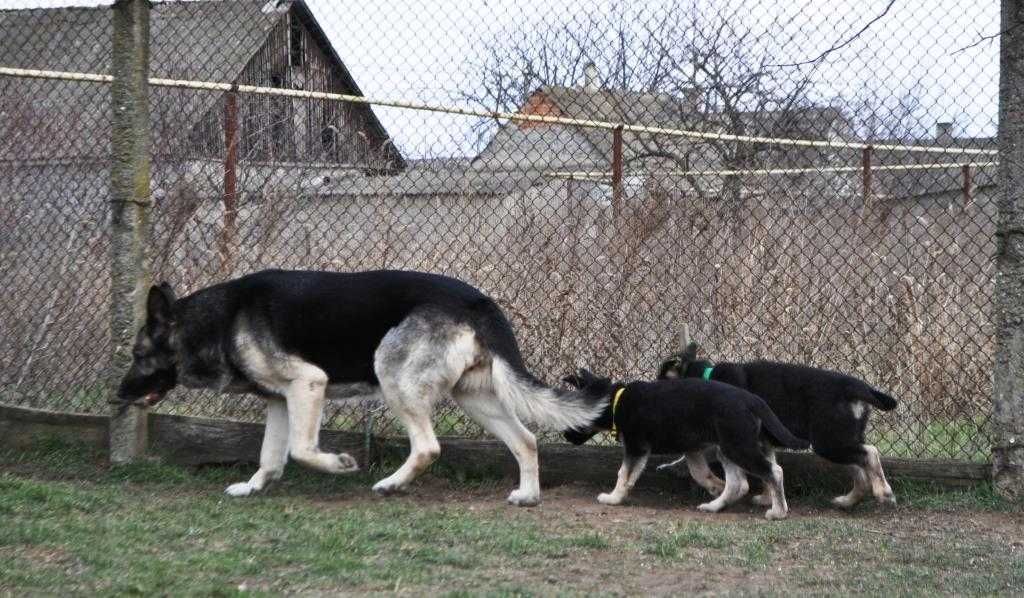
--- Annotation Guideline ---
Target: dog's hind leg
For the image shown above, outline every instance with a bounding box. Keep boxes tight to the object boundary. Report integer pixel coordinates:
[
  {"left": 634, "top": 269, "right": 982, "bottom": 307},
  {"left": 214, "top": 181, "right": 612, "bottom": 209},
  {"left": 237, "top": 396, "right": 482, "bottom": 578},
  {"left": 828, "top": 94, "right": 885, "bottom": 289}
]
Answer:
[
  {"left": 832, "top": 465, "right": 870, "bottom": 509},
  {"left": 226, "top": 398, "right": 290, "bottom": 497},
  {"left": 817, "top": 443, "right": 895, "bottom": 507},
  {"left": 598, "top": 446, "right": 650, "bottom": 506},
  {"left": 697, "top": 456, "right": 749, "bottom": 513},
  {"left": 371, "top": 312, "right": 478, "bottom": 496},
  {"left": 456, "top": 390, "right": 541, "bottom": 506},
  {"left": 759, "top": 455, "right": 789, "bottom": 520},
  {"left": 750, "top": 447, "right": 776, "bottom": 506},
  {"left": 372, "top": 404, "right": 440, "bottom": 495},
  {"left": 683, "top": 450, "right": 726, "bottom": 497},
  {"left": 863, "top": 444, "right": 895, "bottom": 505},
  {"left": 286, "top": 362, "right": 359, "bottom": 475}
]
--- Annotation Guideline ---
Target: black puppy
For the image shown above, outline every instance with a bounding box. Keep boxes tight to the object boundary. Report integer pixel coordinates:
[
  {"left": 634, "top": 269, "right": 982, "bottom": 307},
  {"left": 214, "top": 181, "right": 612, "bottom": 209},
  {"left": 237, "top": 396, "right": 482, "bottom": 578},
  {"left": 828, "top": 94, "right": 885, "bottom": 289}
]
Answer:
[
  {"left": 657, "top": 343, "right": 897, "bottom": 508},
  {"left": 563, "top": 369, "right": 809, "bottom": 520}
]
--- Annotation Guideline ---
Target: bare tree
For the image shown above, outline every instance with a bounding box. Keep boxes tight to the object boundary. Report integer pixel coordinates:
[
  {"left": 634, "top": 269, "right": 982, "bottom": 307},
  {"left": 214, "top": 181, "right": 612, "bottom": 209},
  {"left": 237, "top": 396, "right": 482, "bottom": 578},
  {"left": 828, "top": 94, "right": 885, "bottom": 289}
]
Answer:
[{"left": 459, "top": 1, "right": 825, "bottom": 206}]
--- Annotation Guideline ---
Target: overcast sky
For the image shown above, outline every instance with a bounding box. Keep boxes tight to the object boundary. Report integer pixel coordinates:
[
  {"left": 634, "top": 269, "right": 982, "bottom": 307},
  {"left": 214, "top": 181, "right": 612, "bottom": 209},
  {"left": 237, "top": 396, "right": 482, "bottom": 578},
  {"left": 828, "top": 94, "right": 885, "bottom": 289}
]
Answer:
[{"left": 0, "top": 0, "right": 1001, "bottom": 159}]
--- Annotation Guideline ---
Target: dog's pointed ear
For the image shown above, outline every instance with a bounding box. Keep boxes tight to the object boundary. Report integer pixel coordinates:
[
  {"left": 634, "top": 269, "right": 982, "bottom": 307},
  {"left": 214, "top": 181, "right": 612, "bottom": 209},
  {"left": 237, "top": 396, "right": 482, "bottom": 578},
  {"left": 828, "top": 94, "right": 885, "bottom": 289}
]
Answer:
[
  {"left": 657, "top": 355, "right": 681, "bottom": 379},
  {"left": 682, "top": 342, "right": 700, "bottom": 361},
  {"left": 157, "top": 282, "right": 176, "bottom": 304},
  {"left": 146, "top": 283, "right": 175, "bottom": 337},
  {"left": 578, "top": 367, "right": 597, "bottom": 383}
]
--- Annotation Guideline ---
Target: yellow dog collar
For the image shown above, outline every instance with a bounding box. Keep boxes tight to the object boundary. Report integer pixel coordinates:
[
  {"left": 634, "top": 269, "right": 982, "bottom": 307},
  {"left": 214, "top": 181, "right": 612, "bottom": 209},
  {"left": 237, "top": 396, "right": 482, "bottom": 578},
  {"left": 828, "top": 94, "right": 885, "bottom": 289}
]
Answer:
[{"left": 610, "top": 387, "right": 626, "bottom": 436}]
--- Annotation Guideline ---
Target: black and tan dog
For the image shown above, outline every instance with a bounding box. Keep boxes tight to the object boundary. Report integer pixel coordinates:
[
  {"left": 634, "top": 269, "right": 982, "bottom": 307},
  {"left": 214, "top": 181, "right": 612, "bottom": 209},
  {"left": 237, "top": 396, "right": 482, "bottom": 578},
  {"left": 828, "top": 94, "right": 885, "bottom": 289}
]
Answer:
[
  {"left": 657, "top": 342, "right": 897, "bottom": 508},
  {"left": 562, "top": 369, "right": 809, "bottom": 520}
]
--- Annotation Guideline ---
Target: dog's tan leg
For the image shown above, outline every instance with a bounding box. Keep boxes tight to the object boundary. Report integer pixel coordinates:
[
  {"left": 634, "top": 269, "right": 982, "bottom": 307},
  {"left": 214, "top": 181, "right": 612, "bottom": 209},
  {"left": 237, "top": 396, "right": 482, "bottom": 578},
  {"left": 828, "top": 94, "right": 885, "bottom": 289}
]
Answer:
[
  {"left": 698, "top": 458, "right": 749, "bottom": 513},
  {"left": 372, "top": 406, "right": 440, "bottom": 495},
  {"left": 598, "top": 448, "right": 650, "bottom": 505},
  {"left": 863, "top": 444, "right": 896, "bottom": 505},
  {"left": 685, "top": 450, "right": 726, "bottom": 496},
  {"left": 762, "top": 461, "right": 789, "bottom": 520},
  {"left": 751, "top": 448, "right": 776, "bottom": 506},
  {"left": 225, "top": 398, "right": 290, "bottom": 497},
  {"left": 456, "top": 391, "right": 540, "bottom": 506},
  {"left": 286, "top": 363, "right": 359, "bottom": 475},
  {"left": 832, "top": 465, "right": 870, "bottom": 509}
]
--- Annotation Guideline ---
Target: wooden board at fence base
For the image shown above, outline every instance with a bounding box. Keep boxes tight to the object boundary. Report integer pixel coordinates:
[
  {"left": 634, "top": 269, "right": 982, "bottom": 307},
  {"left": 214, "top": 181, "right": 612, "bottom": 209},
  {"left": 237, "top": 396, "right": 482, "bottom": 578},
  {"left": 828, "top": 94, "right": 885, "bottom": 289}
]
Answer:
[
  {"left": 148, "top": 413, "right": 370, "bottom": 467},
  {"left": 0, "top": 403, "right": 108, "bottom": 452},
  {"left": 0, "top": 403, "right": 992, "bottom": 488}
]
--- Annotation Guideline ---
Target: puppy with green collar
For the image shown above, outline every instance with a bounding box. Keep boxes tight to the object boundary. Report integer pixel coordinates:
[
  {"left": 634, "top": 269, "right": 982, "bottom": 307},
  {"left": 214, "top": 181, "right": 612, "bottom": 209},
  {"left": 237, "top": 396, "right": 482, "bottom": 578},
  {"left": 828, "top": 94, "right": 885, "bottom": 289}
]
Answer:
[{"left": 562, "top": 369, "right": 808, "bottom": 520}]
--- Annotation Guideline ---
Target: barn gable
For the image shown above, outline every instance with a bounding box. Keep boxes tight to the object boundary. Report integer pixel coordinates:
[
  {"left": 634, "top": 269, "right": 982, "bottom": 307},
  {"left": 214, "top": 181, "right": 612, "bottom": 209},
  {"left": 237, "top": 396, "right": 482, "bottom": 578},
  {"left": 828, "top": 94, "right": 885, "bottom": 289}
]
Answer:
[{"left": 0, "top": 0, "right": 404, "bottom": 171}]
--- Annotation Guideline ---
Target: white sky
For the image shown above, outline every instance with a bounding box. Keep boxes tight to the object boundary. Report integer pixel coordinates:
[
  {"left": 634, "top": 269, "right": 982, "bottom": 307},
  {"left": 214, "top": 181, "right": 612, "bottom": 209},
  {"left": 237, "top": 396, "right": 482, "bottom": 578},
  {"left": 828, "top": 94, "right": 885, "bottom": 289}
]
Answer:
[{"left": 0, "top": 0, "right": 1001, "bottom": 159}]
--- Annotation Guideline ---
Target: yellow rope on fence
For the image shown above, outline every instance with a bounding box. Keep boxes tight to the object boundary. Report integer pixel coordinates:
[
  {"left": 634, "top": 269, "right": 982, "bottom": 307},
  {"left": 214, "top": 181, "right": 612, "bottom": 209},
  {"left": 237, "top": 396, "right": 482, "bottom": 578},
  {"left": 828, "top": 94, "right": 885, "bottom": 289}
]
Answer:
[
  {"left": 546, "top": 161, "right": 1000, "bottom": 180},
  {"left": 0, "top": 65, "right": 999, "bottom": 157}
]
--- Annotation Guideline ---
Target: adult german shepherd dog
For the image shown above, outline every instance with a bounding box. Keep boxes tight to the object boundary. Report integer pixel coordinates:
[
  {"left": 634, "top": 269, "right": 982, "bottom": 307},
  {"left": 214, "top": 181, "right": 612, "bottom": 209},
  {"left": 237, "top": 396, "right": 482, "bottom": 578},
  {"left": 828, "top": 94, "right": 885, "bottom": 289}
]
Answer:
[
  {"left": 657, "top": 342, "right": 897, "bottom": 508},
  {"left": 115, "top": 269, "right": 603, "bottom": 505}
]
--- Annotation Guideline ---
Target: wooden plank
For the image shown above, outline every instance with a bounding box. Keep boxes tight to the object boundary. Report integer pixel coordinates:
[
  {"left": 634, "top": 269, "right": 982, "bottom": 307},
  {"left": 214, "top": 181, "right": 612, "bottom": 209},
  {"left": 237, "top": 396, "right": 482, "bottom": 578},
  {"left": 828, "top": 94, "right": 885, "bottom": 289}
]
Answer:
[
  {"left": 0, "top": 404, "right": 108, "bottom": 452},
  {"left": 148, "top": 412, "right": 368, "bottom": 467}
]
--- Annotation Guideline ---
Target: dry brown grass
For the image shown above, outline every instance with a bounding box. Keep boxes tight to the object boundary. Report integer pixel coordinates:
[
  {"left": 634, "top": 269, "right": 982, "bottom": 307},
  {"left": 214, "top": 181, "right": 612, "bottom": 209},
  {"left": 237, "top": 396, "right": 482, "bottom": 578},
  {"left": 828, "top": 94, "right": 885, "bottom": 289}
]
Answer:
[{"left": 0, "top": 165, "right": 996, "bottom": 459}]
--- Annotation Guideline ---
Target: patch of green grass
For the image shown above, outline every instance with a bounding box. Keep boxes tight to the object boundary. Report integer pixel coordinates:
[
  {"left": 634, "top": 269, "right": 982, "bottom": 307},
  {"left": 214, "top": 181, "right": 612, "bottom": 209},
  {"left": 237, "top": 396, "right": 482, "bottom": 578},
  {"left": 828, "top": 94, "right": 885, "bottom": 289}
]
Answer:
[
  {"left": 0, "top": 472, "right": 610, "bottom": 595},
  {"left": 872, "top": 417, "right": 991, "bottom": 462},
  {"left": 890, "top": 478, "right": 1012, "bottom": 511}
]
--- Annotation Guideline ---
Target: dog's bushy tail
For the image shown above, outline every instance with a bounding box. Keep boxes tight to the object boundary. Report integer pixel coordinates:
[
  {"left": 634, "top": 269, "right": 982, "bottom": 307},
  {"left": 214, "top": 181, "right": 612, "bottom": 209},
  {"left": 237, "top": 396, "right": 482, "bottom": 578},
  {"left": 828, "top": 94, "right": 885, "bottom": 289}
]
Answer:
[
  {"left": 751, "top": 401, "right": 810, "bottom": 450},
  {"left": 490, "top": 358, "right": 604, "bottom": 430},
  {"left": 470, "top": 297, "right": 603, "bottom": 431},
  {"left": 865, "top": 388, "right": 898, "bottom": 411}
]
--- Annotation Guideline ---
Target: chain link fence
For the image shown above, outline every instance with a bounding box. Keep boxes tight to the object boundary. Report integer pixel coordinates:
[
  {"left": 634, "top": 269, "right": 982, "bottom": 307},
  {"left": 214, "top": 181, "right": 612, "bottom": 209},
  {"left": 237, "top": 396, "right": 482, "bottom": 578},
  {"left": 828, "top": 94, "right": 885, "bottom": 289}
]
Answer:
[{"left": 0, "top": 0, "right": 1001, "bottom": 461}]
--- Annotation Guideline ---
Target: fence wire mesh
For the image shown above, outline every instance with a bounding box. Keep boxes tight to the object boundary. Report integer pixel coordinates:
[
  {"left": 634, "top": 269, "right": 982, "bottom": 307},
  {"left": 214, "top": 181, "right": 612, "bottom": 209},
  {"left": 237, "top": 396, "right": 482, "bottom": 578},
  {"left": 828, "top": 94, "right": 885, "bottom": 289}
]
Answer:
[{"left": 0, "top": 0, "right": 1000, "bottom": 461}]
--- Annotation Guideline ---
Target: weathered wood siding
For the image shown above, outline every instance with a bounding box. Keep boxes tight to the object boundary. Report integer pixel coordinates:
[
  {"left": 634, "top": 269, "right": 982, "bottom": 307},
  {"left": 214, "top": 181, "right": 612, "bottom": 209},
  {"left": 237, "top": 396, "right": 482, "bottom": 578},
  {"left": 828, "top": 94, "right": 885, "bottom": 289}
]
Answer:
[{"left": 186, "top": 10, "right": 390, "bottom": 169}]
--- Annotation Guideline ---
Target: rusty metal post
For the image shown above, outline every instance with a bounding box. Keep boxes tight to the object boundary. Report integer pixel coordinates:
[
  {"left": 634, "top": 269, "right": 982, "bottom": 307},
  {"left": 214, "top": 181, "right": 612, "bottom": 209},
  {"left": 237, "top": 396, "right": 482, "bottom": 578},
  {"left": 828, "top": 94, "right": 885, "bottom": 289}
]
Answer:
[
  {"left": 611, "top": 124, "right": 624, "bottom": 222},
  {"left": 861, "top": 144, "right": 873, "bottom": 204},
  {"left": 993, "top": 0, "right": 1024, "bottom": 500},
  {"left": 220, "top": 90, "right": 239, "bottom": 271},
  {"left": 962, "top": 163, "right": 973, "bottom": 204},
  {"left": 108, "top": 0, "right": 151, "bottom": 463}
]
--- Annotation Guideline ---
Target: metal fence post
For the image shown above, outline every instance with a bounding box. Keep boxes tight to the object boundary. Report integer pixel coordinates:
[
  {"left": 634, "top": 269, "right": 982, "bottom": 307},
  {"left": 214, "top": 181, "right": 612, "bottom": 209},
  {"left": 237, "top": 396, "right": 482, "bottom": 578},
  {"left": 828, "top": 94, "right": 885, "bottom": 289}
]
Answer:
[
  {"left": 219, "top": 89, "right": 239, "bottom": 272},
  {"left": 108, "top": 0, "right": 152, "bottom": 463},
  {"left": 994, "top": 0, "right": 1024, "bottom": 499},
  {"left": 611, "top": 124, "right": 624, "bottom": 222}
]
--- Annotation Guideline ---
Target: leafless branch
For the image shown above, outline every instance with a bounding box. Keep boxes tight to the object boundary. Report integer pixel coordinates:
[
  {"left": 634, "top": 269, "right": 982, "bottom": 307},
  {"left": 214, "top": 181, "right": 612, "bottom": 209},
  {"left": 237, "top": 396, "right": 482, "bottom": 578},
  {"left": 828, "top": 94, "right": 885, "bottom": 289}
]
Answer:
[
  {"left": 768, "top": 1, "right": 897, "bottom": 68},
  {"left": 949, "top": 21, "right": 1024, "bottom": 56}
]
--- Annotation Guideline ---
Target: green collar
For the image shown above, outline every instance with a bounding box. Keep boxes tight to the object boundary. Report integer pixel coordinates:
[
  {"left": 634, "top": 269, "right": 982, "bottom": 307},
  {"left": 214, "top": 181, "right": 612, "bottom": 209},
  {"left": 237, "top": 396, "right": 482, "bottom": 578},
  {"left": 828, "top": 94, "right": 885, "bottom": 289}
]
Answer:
[{"left": 701, "top": 366, "right": 714, "bottom": 381}]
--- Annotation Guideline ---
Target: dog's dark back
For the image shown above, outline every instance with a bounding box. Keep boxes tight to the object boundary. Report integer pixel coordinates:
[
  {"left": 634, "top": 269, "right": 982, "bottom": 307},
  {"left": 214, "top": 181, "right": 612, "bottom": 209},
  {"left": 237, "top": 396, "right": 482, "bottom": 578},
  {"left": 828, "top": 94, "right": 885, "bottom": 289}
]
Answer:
[
  {"left": 174, "top": 269, "right": 527, "bottom": 385},
  {"left": 568, "top": 378, "right": 808, "bottom": 454},
  {"left": 661, "top": 356, "right": 896, "bottom": 443}
]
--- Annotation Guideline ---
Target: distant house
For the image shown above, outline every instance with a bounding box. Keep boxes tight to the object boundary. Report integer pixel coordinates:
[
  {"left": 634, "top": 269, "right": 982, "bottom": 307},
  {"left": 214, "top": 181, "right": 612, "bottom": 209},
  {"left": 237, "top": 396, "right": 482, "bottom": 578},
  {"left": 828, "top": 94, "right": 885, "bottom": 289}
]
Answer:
[
  {"left": 472, "top": 82, "right": 695, "bottom": 175},
  {"left": 0, "top": 0, "right": 404, "bottom": 172},
  {"left": 470, "top": 76, "right": 861, "bottom": 205}
]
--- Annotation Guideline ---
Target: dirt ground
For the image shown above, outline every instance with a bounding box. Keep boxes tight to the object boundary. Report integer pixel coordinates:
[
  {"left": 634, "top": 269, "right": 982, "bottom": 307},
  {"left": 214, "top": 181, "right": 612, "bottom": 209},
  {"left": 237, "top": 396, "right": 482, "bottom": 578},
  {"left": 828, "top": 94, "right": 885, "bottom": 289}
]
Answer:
[{"left": 299, "top": 475, "right": 1024, "bottom": 596}]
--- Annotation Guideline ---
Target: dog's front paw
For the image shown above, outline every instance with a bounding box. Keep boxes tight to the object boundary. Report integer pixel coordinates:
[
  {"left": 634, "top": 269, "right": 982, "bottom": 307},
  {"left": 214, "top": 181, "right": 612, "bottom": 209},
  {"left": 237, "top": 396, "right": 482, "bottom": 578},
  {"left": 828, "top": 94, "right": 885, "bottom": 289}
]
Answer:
[
  {"left": 372, "top": 479, "right": 406, "bottom": 496},
  {"left": 697, "top": 501, "right": 724, "bottom": 513},
  {"left": 507, "top": 489, "right": 540, "bottom": 507},
  {"left": 765, "top": 508, "right": 788, "bottom": 520},
  {"left": 831, "top": 494, "right": 861, "bottom": 509},
  {"left": 331, "top": 452, "right": 360, "bottom": 474},
  {"left": 225, "top": 482, "right": 255, "bottom": 498},
  {"left": 597, "top": 492, "right": 622, "bottom": 506},
  {"left": 877, "top": 492, "right": 897, "bottom": 507}
]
